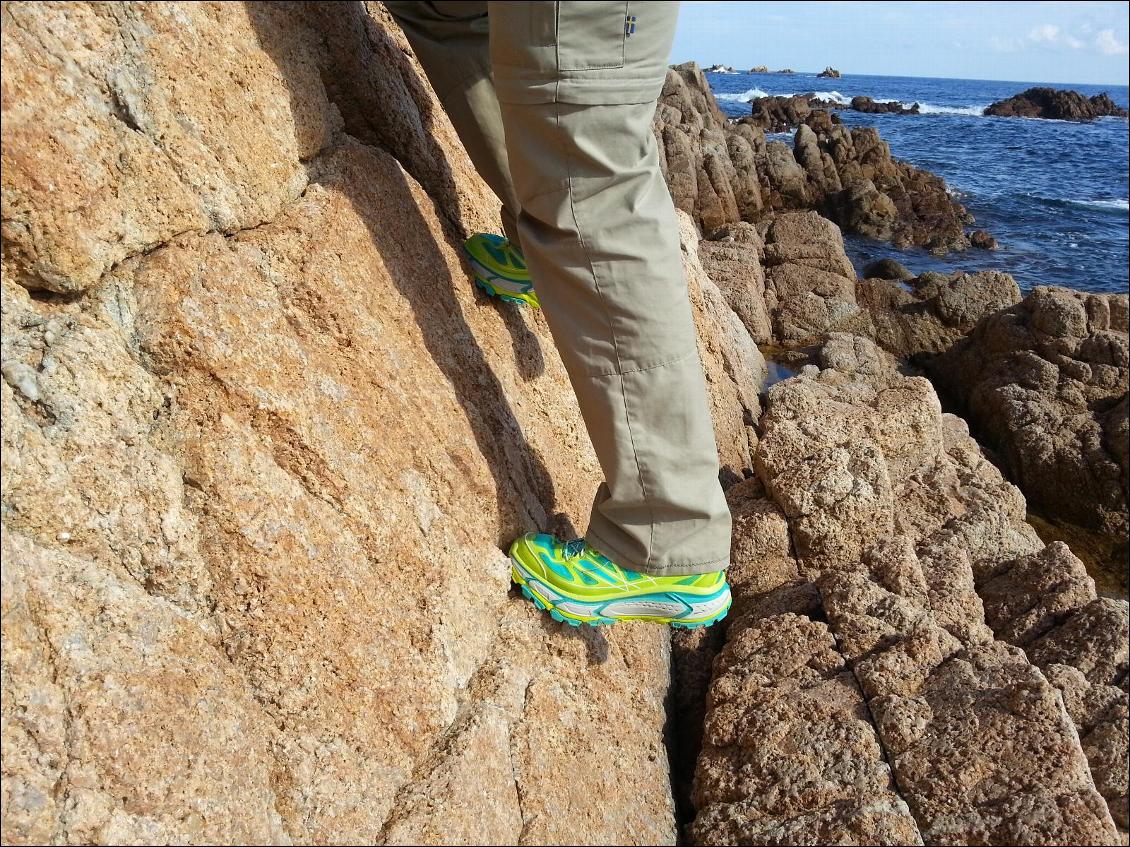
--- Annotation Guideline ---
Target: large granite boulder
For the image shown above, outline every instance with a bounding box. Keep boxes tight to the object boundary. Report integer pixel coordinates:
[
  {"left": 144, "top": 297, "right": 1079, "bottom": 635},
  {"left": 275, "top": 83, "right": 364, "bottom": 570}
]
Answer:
[
  {"left": 929, "top": 286, "right": 1129, "bottom": 539},
  {"left": 0, "top": 4, "right": 678, "bottom": 843},
  {"left": 856, "top": 269, "right": 1023, "bottom": 359},
  {"left": 760, "top": 212, "right": 861, "bottom": 344}
]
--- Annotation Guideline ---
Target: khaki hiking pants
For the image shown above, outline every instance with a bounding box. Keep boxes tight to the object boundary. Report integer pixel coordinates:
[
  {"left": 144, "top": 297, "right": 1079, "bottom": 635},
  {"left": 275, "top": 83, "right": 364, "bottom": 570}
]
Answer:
[{"left": 384, "top": 1, "right": 731, "bottom": 575}]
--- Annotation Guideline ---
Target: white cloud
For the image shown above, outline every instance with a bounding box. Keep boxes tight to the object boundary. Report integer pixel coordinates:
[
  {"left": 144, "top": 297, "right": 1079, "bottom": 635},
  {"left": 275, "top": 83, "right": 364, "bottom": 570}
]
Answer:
[
  {"left": 1028, "top": 23, "right": 1061, "bottom": 43},
  {"left": 992, "top": 21, "right": 1126, "bottom": 55},
  {"left": 1095, "top": 28, "right": 1129, "bottom": 55}
]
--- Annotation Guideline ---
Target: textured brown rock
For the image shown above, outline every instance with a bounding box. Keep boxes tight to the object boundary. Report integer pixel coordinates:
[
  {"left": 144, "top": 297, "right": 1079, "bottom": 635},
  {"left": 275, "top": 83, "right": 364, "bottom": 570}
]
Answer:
[
  {"left": 930, "top": 286, "right": 1130, "bottom": 540},
  {"left": 679, "top": 213, "right": 767, "bottom": 483},
  {"left": 1, "top": 4, "right": 676, "bottom": 844},
  {"left": 0, "top": 2, "right": 333, "bottom": 294},
  {"left": 856, "top": 269, "right": 1022, "bottom": 359},
  {"left": 698, "top": 223, "right": 773, "bottom": 344},
  {"left": 977, "top": 542, "right": 1130, "bottom": 832},
  {"left": 714, "top": 334, "right": 1122, "bottom": 845},
  {"left": 761, "top": 212, "right": 861, "bottom": 344},
  {"left": 689, "top": 614, "right": 921, "bottom": 846}
]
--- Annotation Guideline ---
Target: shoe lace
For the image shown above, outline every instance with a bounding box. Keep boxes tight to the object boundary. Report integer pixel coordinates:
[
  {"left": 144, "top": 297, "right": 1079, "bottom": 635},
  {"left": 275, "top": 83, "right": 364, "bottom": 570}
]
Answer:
[{"left": 562, "top": 538, "right": 588, "bottom": 559}]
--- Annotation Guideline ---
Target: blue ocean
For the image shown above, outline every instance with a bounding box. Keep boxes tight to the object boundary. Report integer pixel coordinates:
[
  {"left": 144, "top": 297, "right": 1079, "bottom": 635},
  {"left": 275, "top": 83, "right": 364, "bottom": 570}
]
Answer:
[{"left": 706, "top": 71, "right": 1130, "bottom": 295}]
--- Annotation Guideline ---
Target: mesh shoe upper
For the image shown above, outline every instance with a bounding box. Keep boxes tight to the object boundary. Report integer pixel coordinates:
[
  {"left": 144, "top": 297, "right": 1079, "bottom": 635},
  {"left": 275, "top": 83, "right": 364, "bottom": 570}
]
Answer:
[{"left": 509, "top": 532, "right": 727, "bottom": 602}]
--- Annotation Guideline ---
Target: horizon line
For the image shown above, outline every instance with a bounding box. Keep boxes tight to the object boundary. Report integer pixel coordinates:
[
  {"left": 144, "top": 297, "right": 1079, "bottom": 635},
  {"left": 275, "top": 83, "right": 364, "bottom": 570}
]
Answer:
[{"left": 681, "top": 63, "right": 1130, "bottom": 90}]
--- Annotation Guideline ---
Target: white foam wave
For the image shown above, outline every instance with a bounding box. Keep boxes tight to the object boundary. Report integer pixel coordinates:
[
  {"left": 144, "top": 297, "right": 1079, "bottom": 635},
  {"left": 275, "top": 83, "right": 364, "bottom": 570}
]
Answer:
[
  {"left": 809, "top": 90, "right": 850, "bottom": 105},
  {"left": 714, "top": 86, "right": 988, "bottom": 116},
  {"left": 916, "top": 102, "right": 989, "bottom": 116},
  {"left": 1069, "top": 198, "right": 1129, "bottom": 211},
  {"left": 715, "top": 87, "right": 771, "bottom": 102},
  {"left": 715, "top": 88, "right": 851, "bottom": 104}
]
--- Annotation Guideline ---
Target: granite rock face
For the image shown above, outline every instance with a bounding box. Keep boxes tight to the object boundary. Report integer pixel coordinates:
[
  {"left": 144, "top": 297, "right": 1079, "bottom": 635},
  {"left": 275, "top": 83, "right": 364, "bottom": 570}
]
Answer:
[
  {"left": 1, "top": 4, "right": 677, "bottom": 844},
  {"left": 3, "top": 5, "right": 1126, "bottom": 847},
  {"left": 690, "top": 334, "right": 1124, "bottom": 846},
  {"left": 930, "top": 286, "right": 1130, "bottom": 539},
  {"left": 655, "top": 62, "right": 766, "bottom": 233}
]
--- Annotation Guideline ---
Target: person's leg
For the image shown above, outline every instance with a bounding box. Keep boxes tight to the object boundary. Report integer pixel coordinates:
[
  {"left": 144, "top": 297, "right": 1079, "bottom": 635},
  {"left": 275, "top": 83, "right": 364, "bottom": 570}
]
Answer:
[
  {"left": 489, "top": 2, "right": 731, "bottom": 576},
  {"left": 383, "top": 1, "right": 520, "bottom": 243}
]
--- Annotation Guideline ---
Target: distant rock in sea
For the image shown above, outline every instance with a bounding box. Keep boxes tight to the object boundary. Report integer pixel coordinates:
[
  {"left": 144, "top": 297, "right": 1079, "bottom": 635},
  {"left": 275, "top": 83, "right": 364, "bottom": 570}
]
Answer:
[
  {"left": 849, "top": 95, "right": 919, "bottom": 115},
  {"left": 749, "top": 94, "right": 826, "bottom": 132},
  {"left": 775, "top": 68, "right": 795, "bottom": 74},
  {"left": 705, "top": 63, "right": 738, "bottom": 74},
  {"left": 985, "top": 87, "right": 1129, "bottom": 121},
  {"left": 749, "top": 65, "right": 769, "bottom": 73},
  {"left": 748, "top": 94, "right": 920, "bottom": 132},
  {"left": 970, "top": 229, "right": 997, "bottom": 250},
  {"left": 817, "top": 66, "right": 841, "bottom": 78}
]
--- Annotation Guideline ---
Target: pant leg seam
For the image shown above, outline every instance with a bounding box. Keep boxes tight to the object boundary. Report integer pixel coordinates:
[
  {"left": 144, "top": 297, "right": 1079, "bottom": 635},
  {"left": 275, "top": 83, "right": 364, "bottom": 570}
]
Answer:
[
  {"left": 586, "top": 349, "right": 698, "bottom": 379},
  {"left": 559, "top": 97, "right": 656, "bottom": 566}
]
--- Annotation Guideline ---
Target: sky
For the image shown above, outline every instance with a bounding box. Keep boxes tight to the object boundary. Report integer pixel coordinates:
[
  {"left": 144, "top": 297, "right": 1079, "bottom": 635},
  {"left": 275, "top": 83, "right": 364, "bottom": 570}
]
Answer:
[{"left": 670, "top": 1, "right": 1130, "bottom": 86}]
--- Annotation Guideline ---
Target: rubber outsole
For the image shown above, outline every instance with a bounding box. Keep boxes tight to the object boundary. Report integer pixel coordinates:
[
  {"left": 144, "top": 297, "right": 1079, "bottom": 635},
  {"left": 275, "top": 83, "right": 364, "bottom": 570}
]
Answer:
[
  {"left": 511, "top": 564, "right": 730, "bottom": 629},
  {"left": 473, "top": 277, "right": 541, "bottom": 309}
]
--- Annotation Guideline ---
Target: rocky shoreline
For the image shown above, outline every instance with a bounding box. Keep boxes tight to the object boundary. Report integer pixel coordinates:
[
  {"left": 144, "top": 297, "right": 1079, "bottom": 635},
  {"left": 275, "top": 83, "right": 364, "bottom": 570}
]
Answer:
[
  {"left": 1, "top": 6, "right": 1127, "bottom": 847},
  {"left": 655, "top": 63, "right": 976, "bottom": 253}
]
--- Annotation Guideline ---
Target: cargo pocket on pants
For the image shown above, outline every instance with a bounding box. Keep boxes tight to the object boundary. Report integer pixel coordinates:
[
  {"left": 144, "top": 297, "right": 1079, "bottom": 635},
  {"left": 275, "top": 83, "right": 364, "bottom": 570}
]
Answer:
[{"left": 557, "top": 1, "right": 628, "bottom": 71}]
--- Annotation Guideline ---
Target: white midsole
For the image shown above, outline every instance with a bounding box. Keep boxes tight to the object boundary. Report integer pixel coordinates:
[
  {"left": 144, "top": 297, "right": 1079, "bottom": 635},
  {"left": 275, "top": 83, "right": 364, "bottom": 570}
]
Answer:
[{"left": 515, "top": 563, "right": 730, "bottom": 620}]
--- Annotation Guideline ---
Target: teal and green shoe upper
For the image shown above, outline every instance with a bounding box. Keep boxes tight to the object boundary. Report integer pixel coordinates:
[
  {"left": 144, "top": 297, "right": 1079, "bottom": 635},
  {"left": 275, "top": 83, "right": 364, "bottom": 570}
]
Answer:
[
  {"left": 509, "top": 532, "right": 730, "bottom": 628},
  {"left": 463, "top": 233, "right": 540, "bottom": 308}
]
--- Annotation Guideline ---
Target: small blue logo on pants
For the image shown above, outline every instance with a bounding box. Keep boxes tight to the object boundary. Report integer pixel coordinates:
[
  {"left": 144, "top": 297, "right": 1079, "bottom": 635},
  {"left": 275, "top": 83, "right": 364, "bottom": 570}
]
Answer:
[{"left": 625, "top": 14, "right": 637, "bottom": 37}]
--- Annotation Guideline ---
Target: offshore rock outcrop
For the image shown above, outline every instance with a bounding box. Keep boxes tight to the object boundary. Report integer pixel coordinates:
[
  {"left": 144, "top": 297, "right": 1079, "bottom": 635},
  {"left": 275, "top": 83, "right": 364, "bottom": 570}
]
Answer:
[
  {"left": 985, "top": 88, "right": 1128, "bottom": 121},
  {"left": 748, "top": 96, "right": 917, "bottom": 133},
  {"left": 690, "top": 335, "right": 1126, "bottom": 845},
  {"left": 654, "top": 63, "right": 974, "bottom": 253},
  {"left": 792, "top": 114, "right": 972, "bottom": 252}
]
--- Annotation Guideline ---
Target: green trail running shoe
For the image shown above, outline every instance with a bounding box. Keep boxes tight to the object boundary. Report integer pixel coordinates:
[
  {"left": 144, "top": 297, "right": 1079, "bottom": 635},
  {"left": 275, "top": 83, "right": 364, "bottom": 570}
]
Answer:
[
  {"left": 509, "top": 533, "right": 731, "bottom": 628},
  {"left": 462, "top": 232, "right": 540, "bottom": 308}
]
